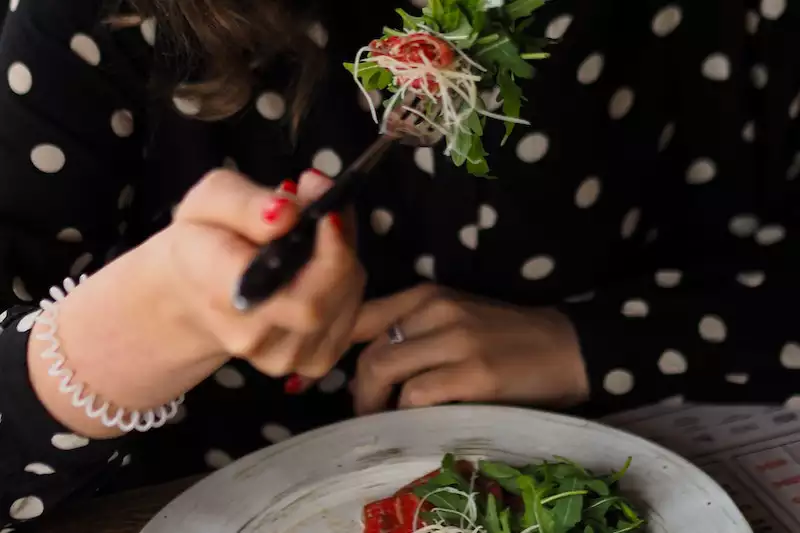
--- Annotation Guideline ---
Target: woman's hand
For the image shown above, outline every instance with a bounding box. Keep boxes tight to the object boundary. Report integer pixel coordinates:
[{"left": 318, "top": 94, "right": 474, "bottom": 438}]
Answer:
[
  {"left": 29, "top": 168, "right": 365, "bottom": 437},
  {"left": 351, "top": 284, "right": 590, "bottom": 415}
]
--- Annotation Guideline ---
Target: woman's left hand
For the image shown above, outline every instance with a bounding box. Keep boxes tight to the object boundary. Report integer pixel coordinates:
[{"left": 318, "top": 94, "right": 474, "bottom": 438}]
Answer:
[{"left": 351, "top": 284, "right": 590, "bottom": 415}]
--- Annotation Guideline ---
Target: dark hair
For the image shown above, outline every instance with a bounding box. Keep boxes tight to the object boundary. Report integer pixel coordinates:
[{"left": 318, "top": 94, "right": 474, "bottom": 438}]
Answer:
[{"left": 116, "top": 0, "right": 323, "bottom": 130}]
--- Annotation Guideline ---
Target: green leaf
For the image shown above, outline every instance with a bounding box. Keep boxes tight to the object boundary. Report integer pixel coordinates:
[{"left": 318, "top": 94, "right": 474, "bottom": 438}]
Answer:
[
  {"left": 485, "top": 493, "right": 503, "bottom": 533},
  {"left": 395, "top": 8, "right": 428, "bottom": 30},
  {"left": 519, "top": 475, "right": 557, "bottom": 533},
  {"left": 504, "top": 0, "right": 545, "bottom": 21},
  {"left": 466, "top": 111, "right": 483, "bottom": 135},
  {"left": 499, "top": 508, "right": 513, "bottom": 533},
  {"left": 466, "top": 136, "right": 489, "bottom": 177},
  {"left": 443, "top": 15, "right": 478, "bottom": 49},
  {"left": 497, "top": 70, "right": 522, "bottom": 144},
  {"left": 442, "top": 453, "right": 456, "bottom": 472},
  {"left": 608, "top": 458, "right": 632, "bottom": 485},
  {"left": 479, "top": 460, "right": 522, "bottom": 494},
  {"left": 474, "top": 36, "right": 535, "bottom": 78},
  {"left": 551, "top": 479, "right": 585, "bottom": 532},
  {"left": 584, "top": 496, "right": 622, "bottom": 523},
  {"left": 584, "top": 527, "right": 595, "bottom": 533}
]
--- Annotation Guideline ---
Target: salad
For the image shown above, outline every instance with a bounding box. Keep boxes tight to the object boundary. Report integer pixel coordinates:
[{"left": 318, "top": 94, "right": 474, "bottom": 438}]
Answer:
[
  {"left": 345, "top": 0, "right": 553, "bottom": 177},
  {"left": 362, "top": 454, "right": 646, "bottom": 533}
]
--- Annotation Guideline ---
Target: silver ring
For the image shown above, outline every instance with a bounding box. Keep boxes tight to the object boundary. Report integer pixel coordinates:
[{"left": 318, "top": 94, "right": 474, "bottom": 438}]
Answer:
[{"left": 387, "top": 323, "right": 406, "bottom": 345}]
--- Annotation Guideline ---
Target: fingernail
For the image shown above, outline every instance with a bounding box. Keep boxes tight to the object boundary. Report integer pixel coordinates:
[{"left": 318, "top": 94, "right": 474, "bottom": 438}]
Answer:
[
  {"left": 329, "top": 212, "right": 344, "bottom": 233},
  {"left": 306, "top": 168, "right": 328, "bottom": 179},
  {"left": 284, "top": 374, "right": 311, "bottom": 395},
  {"left": 278, "top": 179, "right": 297, "bottom": 195},
  {"left": 262, "top": 197, "right": 290, "bottom": 223}
]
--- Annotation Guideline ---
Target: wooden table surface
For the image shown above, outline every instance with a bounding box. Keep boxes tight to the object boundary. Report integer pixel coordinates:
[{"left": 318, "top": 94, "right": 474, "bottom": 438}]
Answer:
[{"left": 36, "top": 475, "right": 205, "bottom": 533}]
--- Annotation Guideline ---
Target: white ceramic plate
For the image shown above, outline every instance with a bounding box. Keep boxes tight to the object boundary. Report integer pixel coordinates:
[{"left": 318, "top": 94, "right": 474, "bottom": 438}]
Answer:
[{"left": 141, "top": 405, "right": 751, "bottom": 533}]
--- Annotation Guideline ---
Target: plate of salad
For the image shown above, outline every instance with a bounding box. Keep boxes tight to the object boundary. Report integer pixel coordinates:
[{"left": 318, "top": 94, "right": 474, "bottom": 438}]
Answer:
[{"left": 140, "top": 406, "right": 751, "bottom": 533}]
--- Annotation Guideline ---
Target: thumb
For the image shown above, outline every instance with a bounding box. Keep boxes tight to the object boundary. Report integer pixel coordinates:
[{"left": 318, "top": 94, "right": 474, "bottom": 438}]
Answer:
[{"left": 351, "top": 284, "right": 438, "bottom": 343}]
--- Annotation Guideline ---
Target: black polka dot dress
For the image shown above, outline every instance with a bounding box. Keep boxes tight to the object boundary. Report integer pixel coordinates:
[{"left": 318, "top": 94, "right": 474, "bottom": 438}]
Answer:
[{"left": 1, "top": 0, "right": 799, "bottom": 527}]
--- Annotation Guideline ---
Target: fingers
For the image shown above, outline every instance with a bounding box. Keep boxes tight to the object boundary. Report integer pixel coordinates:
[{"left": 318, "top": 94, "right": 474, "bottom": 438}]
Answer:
[
  {"left": 397, "top": 363, "right": 500, "bottom": 410},
  {"left": 175, "top": 169, "right": 299, "bottom": 244},
  {"left": 351, "top": 284, "right": 440, "bottom": 343},
  {"left": 297, "top": 169, "right": 358, "bottom": 250},
  {"left": 353, "top": 329, "right": 465, "bottom": 415}
]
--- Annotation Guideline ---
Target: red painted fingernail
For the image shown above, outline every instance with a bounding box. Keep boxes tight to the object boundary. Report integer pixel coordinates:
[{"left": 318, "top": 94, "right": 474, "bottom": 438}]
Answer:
[
  {"left": 262, "top": 197, "right": 290, "bottom": 223},
  {"left": 278, "top": 179, "right": 297, "bottom": 195},
  {"left": 329, "top": 212, "right": 344, "bottom": 233},
  {"left": 284, "top": 374, "right": 305, "bottom": 395},
  {"left": 307, "top": 168, "right": 328, "bottom": 179}
]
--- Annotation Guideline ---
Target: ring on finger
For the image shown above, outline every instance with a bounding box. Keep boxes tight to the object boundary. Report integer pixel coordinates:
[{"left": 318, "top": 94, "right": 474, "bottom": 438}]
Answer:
[{"left": 387, "top": 323, "right": 406, "bottom": 345}]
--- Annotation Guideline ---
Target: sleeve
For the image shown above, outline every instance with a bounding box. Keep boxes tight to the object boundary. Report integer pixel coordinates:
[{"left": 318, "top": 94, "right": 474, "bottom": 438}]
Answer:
[
  {"left": 0, "top": 0, "right": 150, "bottom": 526},
  {"left": 562, "top": 23, "right": 800, "bottom": 413}
]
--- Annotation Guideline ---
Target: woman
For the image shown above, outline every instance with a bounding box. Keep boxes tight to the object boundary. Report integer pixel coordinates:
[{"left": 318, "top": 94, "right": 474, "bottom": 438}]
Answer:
[{"left": 0, "top": 0, "right": 797, "bottom": 526}]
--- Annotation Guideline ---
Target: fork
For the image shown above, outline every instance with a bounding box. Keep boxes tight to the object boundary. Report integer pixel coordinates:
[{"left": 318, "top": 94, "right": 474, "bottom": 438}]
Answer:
[{"left": 232, "top": 99, "right": 436, "bottom": 311}]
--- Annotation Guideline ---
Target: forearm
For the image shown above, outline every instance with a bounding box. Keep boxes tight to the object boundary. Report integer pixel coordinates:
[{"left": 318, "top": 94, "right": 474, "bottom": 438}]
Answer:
[{"left": 27, "top": 234, "right": 227, "bottom": 439}]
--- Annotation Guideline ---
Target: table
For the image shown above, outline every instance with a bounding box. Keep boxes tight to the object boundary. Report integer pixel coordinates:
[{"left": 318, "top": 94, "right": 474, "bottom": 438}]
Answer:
[{"left": 36, "top": 476, "right": 204, "bottom": 533}]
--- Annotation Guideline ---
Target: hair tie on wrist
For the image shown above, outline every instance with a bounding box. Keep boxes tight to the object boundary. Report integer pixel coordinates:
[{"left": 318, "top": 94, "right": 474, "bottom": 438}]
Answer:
[{"left": 33, "top": 276, "right": 184, "bottom": 433}]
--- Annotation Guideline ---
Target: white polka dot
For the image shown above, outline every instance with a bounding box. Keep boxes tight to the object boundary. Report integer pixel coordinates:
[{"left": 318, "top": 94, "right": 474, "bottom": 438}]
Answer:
[
  {"left": 167, "top": 404, "right": 187, "bottom": 424},
  {"left": 56, "top": 227, "right": 83, "bottom": 243},
  {"left": 370, "top": 208, "right": 394, "bottom": 235},
  {"left": 790, "top": 93, "right": 800, "bottom": 120},
  {"left": 307, "top": 21, "right": 328, "bottom": 48},
  {"left": 603, "top": 369, "right": 634, "bottom": 395},
  {"left": 140, "top": 18, "right": 157, "bottom": 46},
  {"left": 786, "top": 395, "right": 800, "bottom": 410},
  {"left": 70, "top": 252, "right": 93, "bottom": 277},
  {"left": 608, "top": 87, "right": 635, "bottom": 119},
  {"left": 761, "top": 0, "right": 787, "bottom": 20},
  {"left": 576, "top": 53, "right": 604, "bottom": 84},
  {"left": 111, "top": 109, "right": 134, "bottom": 137},
  {"left": 658, "top": 122, "right": 675, "bottom": 152},
  {"left": 686, "top": 158, "right": 716, "bottom": 184},
  {"left": 621, "top": 299, "right": 649, "bottom": 318},
  {"left": 480, "top": 87, "right": 503, "bottom": 111},
  {"left": 0, "top": 310, "right": 8, "bottom": 323},
  {"left": 318, "top": 368, "right": 347, "bottom": 393},
  {"left": 359, "top": 89, "right": 382, "bottom": 112},
  {"left": 574, "top": 176, "right": 601, "bottom": 208},
  {"left": 2, "top": 526, "right": 15, "bottom": 532},
  {"left": 118, "top": 184, "right": 135, "bottom": 210},
  {"left": 746, "top": 10, "right": 761, "bottom": 34},
  {"left": 545, "top": 14, "right": 573, "bottom": 40},
  {"left": 51, "top": 433, "right": 89, "bottom": 450},
  {"left": 459, "top": 224, "right": 478, "bottom": 250},
  {"left": 516, "top": 132, "right": 549, "bottom": 163},
  {"left": 755, "top": 225, "right": 786, "bottom": 246},
  {"left": 780, "top": 342, "right": 800, "bottom": 369},
  {"left": 655, "top": 269, "right": 682, "bottom": 288},
  {"left": 9, "top": 0, "right": 19, "bottom": 12},
  {"left": 652, "top": 5, "right": 682, "bottom": 37},
  {"left": 261, "top": 423, "right": 292, "bottom": 443},
  {"left": 787, "top": 152, "right": 800, "bottom": 180},
  {"left": 729, "top": 214, "right": 759, "bottom": 237},
  {"left": 204, "top": 449, "right": 233, "bottom": 470},
  {"left": 31, "top": 144, "right": 65, "bottom": 173},
  {"left": 8, "top": 62, "right": 32, "bottom": 95},
  {"left": 414, "top": 147, "right": 435, "bottom": 175},
  {"left": 9, "top": 496, "right": 44, "bottom": 520},
  {"left": 725, "top": 373, "right": 750, "bottom": 385},
  {"left": 701, "top": 53, "right": 731, "bottom": 81},
  {"left": 173, "top": 95, "right": 201, "bottom": 116},
  {"left": 108, "top": 451, "right": 119, "bottom": 463},
  {"left": 478, "top": 204, "right": 498, "bottom": 229},
  {"left": 213, "top": 366, "right": 245, "bottom": 389},
  {"left": 620, "top": 207, "right": 641, "bottom": 239},
  {"left": 16, "top": 311, "right": 40, "bottom": 333},
  {"left": 24, "top": 463, "right": 55, "bottom": 475},
  {"left": 311, "top": 148, "right": 343, "bottom": 176},
  {"left": 564, "top": 291, "right": 595, "bottom": 303},
  {"left": 658, "top": 350, "right": 688, "bottom": 375},
  {"left": 121, "top": 454, "right": 132, "bottom": 466},
  {"left": 414, "top": 255, "right": 435, "bottom": 280},
  {"left": 736, "top": 271, "right": 765, "bottom": 288},
  {"left": 411, "top": 0, "right": 427, "bottom": 6},
  {"left": 256, "top": 91, "right": 286, "bottom": 120},
  {"left": 751, "top": 64, "right": 769, "bottom": 89},
  {"left": 699, "top": 315, "right": 727, "bottom": 343},
  {"left": 12, "top": 277, "right": 32, "bottom": 302},
  {"left": 521, "top": 255, "right": 555, "bottom": 281},
  {"left": 70, "top": 34, "right": 101, "bottom": 66},
  {"left": 742, "top": 121, "right": 755, "bottom": 143},
  {"left": 222, "top": 157, "right": 239, "bottom": 171}
]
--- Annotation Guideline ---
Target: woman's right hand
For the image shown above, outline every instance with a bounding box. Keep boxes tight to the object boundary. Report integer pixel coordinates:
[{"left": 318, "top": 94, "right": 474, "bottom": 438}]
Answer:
[{"left": 28, "top": 169, "right": 365, "bottom": 438}]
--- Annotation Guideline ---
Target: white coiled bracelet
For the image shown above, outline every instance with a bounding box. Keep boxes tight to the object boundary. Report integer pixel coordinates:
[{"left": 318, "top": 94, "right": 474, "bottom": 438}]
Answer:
[{"left": 33, "top": 276, "right": 184, "bottom": 433}]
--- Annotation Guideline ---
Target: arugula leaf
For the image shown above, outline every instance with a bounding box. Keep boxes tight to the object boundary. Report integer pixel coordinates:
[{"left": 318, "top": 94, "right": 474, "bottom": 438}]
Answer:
[
  {"left": 485, "top": 493, "right": 503, "bottom": 533},
  {"left": 474, "top": 36, "right": 535, "bottom": 78},
  {"left": 497, "top": 71, "right": 521, "bottom": 144},
  {"left": 519, "top": 475, "right": 557, "bottom": 533},
  {"left": 466, "top": 135, "right": 490, "bottom": 177},
  {"left": 551, "top": 478, "right": 585, "bottom": 531},
  {"left": 499, "top": 508, "right": 513, "bottom": 533},
  {"left": 395, "top": 8, "right": 428, "bottom": 31},
  {"left": 505, "top": 0, "right": 546, "bottom": 21},
  {"left": 479, "top": 459, "right": 522, "bottom": 494},
  {"left": 608, "top": 457, "right": 632, "bottom": 485}
]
